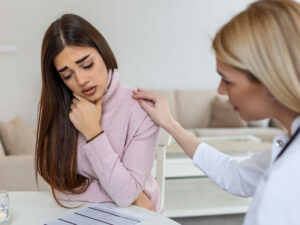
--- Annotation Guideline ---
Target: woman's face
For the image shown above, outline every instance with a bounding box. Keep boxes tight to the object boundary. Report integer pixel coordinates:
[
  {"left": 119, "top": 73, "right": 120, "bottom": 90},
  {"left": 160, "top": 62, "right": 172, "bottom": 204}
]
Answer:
[
  {"left": 53, "top": 45, "right": 108, "bottom": 103},
  {"left": 216, "top": 59, "right": 275, "bottom": 121}
]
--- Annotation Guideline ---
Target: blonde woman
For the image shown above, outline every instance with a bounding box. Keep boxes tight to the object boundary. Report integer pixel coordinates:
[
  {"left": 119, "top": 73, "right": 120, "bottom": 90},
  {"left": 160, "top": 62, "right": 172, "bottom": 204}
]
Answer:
[{"left": 133, "top": 0, "right": 300, "bottom": 224}]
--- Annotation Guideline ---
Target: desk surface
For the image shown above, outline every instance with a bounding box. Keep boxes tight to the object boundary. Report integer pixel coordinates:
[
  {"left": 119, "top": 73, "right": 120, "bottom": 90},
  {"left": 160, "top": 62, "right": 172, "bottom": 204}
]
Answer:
[{"left": 8, "top": 191, "right": 179, "bottom": 225}]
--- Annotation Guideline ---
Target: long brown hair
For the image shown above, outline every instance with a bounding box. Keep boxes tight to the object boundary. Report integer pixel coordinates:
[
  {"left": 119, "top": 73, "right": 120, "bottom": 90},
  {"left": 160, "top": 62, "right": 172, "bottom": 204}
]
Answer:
[{"left": 35, "top": 14, "right": 118, "bottom": 207}]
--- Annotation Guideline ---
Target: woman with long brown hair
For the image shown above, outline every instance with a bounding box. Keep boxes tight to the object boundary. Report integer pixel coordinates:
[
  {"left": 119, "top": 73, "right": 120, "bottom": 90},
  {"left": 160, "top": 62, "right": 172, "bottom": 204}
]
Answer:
[
  {"left": 133, "top": 0, "right": 300, "bottom": 224},
  {"left": 35, "top": 14, "right": 162, "bottom": 212}
]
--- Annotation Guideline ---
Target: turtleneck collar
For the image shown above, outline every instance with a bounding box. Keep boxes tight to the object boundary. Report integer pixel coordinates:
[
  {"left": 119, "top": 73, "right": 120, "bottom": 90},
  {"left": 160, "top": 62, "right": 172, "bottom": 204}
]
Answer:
[{"left": 102, "top": 69, "right": 123, "bottom": 112}]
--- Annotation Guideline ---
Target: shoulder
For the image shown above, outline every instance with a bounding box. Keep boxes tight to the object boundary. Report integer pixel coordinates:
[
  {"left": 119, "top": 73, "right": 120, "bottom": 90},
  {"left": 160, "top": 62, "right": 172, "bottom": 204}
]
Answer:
[
  {"left": 119, "top": 83, "right": 158, "bottom": 131},
  {"left": 119, "top": 83, "right": 148, "bottom": 117}
]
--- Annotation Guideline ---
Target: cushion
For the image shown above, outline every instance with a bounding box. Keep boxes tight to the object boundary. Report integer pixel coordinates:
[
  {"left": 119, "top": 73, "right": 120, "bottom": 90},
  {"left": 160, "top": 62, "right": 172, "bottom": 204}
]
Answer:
[
  {"left": 0, "top": 138, "right": 5, "bottom": 157},
  {"left": 209, "top": 95, "right": 247, "bottom": 128},
  {"left": 175, "top": 90, "right": 216, "bottom": 128},
  {"left": 0, "top": 117, "right": 36, "bottom": 155}
]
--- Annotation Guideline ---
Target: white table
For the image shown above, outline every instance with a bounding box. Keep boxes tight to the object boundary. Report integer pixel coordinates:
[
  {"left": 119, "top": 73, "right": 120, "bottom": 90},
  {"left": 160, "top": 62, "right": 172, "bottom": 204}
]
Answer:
[{"left": 8, "top": 192, "right": 179, "bottom": 225}]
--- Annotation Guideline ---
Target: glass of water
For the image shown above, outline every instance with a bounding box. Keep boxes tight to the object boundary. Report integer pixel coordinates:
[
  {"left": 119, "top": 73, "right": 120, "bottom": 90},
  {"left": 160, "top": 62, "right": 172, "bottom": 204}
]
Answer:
[{"left": 0, "top": 191, "right": 9, "bottom": 225}]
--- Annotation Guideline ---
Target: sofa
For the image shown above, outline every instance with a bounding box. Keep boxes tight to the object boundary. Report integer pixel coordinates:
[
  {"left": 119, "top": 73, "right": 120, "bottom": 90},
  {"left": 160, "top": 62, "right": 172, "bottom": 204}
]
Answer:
[
  {"left": 0, "top": 89, "right": 284, "bottom": 191},
  {"left": 154, "top": 89, "right": 284, "bottom": 155},
  {"left": 0, "top": 117, "right": 49, "bottom": 191}
]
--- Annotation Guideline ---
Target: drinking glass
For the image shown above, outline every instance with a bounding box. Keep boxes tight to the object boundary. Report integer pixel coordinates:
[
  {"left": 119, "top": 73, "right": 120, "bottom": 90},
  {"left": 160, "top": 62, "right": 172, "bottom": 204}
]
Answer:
[{"left": 0, "top": 191, "right": 9, "bottom": 225}]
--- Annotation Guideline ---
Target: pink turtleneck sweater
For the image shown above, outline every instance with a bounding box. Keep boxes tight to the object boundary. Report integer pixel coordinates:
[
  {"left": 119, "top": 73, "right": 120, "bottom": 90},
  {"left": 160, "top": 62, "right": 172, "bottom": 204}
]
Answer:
[{"left": 56, "top": 69, "right": 162, "bottom": 212}]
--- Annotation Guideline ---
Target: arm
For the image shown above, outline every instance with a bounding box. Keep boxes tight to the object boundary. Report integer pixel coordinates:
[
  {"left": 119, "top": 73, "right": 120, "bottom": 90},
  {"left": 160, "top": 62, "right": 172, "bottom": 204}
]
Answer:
[
  {"left": 168, "top": 119, "right": 271, "bottom": 196},
  {"left": 132, "top": 89, "right": 271, "bottom": 197},
  {"left": 193, "top": 143, "right": 271, "bottom": 197},
  {"left": 163, "top": 119, "right": 201, "bottom": 159},
  {"left": 56, "top": 181, "right": 154, "bottom": 211},
  {"left": 83, "top": 115, "right": 159, "bottom": 207},
  {"left": 68, "top": 93, "right": 158, "bottom": 208},
  {"left": 133, "top": 89, "right": 200, "bottom": 159},
  {"left": 55, "top": 179, "right": 112, "bottom": 202}
]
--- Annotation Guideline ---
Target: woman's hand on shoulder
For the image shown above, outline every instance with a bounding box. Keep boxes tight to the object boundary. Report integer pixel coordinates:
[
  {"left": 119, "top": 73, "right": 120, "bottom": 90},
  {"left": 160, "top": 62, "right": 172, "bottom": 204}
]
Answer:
[
  {"left": 133, "top": 191, "right": 155, "bottom": 211},
  {"left": 132, "top": 88, "right": 175, "bottom": 130},
  {"left": 69, "top": 93, "right": 103, "bottom": 141}
]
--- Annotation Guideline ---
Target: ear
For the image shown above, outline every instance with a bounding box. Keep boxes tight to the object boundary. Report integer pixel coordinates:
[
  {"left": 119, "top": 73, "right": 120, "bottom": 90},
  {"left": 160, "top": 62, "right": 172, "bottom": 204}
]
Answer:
[{"left": 265, "top": 88, "right": 276, "bottom": 102}]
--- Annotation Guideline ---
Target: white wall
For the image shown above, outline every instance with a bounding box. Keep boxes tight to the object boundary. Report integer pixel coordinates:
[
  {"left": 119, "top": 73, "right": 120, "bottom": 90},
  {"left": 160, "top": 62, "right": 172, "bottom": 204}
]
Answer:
[{"left": 0, "top": 0, "right": 253, "bottom": 125}]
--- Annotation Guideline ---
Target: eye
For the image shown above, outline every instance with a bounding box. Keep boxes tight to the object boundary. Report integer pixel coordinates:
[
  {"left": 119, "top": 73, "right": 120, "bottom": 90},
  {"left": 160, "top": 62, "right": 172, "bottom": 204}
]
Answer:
[
  {"left": 223, "top": 79, "right": 232, "bottom": 85},
  {"left": 63, "top": 72, "right": 73, "bottom": 81},
  {"left": 82, "top": 62, "right": 94, "bottom": 69}
]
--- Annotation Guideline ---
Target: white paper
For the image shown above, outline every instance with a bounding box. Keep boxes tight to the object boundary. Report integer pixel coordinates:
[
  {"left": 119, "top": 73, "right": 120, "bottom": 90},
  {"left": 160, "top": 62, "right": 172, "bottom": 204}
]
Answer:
[{"left": 45, "top": 203, "right": 149, "bottom": 225}]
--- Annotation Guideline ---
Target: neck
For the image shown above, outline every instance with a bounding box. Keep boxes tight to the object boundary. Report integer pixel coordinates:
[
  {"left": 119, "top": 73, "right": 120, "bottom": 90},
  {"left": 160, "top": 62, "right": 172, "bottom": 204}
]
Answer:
[{"left": 274, "top": 107, "right": 299, "bottom": 137}]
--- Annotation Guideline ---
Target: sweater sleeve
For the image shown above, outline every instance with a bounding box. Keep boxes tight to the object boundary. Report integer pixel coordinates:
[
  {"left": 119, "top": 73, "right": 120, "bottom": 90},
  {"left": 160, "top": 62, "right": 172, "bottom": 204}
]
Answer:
[
  {"left": 193, "top": 143, "right": 272, "bottom": 197},
  {"left": 55, "top": 179, "right": 112, "bottom": 203},
  {"left": 82, "top": 115, "right": 159, "bottom": 207}
]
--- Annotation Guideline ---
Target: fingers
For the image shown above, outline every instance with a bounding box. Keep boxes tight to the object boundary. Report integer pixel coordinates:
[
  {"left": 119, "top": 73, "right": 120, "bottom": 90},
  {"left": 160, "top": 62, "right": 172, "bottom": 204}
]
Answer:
[
  {"left": 71, "top": 92, "right": 102, "bottom": 115},
  {"left": 72, "top": 98, "right": 79, "bottom": 105},
  {"left": 134, "top": 89, "right": 157, "bottom": 100},
  {"left": 73, "top": 92, "right": 101, "bottom": 109},
  {"left": 138, "top": 99, "right": 154, "bottom": 114},
  {"left": 132, "top": 88, "right": 158, "bottom": 102},
  {"left": 71, "top": 96, "right": 79, "bottom": 111}
]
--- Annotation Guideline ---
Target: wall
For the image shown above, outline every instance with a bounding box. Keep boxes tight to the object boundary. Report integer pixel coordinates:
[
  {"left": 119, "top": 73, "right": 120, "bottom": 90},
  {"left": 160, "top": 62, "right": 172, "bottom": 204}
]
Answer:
[{"left": 0, "top": 0, "right": 253, "bottom": 125}]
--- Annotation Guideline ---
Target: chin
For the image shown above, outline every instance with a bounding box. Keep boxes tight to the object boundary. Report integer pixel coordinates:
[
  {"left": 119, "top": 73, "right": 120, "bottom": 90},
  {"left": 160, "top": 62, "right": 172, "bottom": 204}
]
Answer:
[
  {"left": 239, "top": 115, "right": 249, "bottom": 122},
  {"left": 90, "top": 93, "right": 102, "bottom": 103},
  {"left": 239, "top": 113, "right": 254, "bottom": 121}
]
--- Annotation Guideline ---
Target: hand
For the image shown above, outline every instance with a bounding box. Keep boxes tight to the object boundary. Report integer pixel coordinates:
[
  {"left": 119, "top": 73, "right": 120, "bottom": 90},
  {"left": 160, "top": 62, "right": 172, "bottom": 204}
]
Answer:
[
  {"left": 133, "top": 191, "right": 155, "bottom": 211},
  {"left": 133, "top": 89, "right": 200, "bottom": 159},
  {"left": 132, "top": 88, "right": 175, "bottom": 130},
  {"left": 69, "top": 93, "right": 103, "bottom": 141}
]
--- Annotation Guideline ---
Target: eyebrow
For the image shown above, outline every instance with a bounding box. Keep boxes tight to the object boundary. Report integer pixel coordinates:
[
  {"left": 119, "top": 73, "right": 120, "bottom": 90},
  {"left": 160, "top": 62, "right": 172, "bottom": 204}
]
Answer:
[
  {"left": 75, "top": 54, "right": 90, "bottom": 64},
  {"left": 57, "top": 54, "right": 90, "bottom": 73},
  {"left": 58, "top": 66, "right": 68, "bottom": 73}
]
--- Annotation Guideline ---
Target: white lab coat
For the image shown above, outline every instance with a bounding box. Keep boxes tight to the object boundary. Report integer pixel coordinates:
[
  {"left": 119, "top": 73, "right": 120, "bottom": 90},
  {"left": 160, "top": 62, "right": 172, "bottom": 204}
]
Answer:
[{"left": 193, "top": 116, "right": 300, "bottom": 225}]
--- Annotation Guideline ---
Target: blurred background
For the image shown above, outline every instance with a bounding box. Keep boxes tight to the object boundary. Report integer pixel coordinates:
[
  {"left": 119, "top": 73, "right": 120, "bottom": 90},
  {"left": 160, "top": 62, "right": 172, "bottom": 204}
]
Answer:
[{"left": 0, "top": 0, "right": 253, "bottom": 125}]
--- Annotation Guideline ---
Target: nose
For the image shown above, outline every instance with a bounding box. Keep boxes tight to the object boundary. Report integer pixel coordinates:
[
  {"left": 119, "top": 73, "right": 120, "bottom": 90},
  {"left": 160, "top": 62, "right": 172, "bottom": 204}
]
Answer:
[
  {"left": 75, "top": 72, "right": 89, "bottom": 86},
  {"left": 217, "top": 80, "right": 227, "bottom": 95}
]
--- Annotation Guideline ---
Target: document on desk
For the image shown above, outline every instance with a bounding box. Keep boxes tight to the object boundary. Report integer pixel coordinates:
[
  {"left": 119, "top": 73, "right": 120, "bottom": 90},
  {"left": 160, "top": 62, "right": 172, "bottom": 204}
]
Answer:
[{"left": 45, "top": 203, "right": 150, "bottom": 225}]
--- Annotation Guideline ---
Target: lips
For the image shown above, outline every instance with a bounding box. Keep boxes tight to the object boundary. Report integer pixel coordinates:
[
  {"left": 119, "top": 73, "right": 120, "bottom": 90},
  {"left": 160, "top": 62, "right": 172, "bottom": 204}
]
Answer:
[
  {"left": 229, "top": 100, "right": 238, "bottom": 111},
  {"left": 82, "top": 86, "right": 96, "bottom": 96}
]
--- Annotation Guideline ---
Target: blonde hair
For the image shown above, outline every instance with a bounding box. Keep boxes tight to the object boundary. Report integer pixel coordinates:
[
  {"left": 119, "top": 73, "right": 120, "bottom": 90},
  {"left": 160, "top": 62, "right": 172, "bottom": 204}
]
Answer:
[{"left": 213, "top": 0, "right": 300, "bottom": 113}]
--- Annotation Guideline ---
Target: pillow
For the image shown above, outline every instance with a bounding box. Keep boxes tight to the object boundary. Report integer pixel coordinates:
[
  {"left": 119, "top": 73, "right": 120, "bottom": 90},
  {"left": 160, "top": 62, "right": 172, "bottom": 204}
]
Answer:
[
  {"left": 0, "top": 116, "right": 36, "bottom": 155},
  {"left": 175, "top": 90, "right": 216, "bottom": 128},
  {"left": 209, "top": 95, "right": 247, "bottom": 128},
  {"left": 0, "top": 138, "right": 5, "bottom": 157}
]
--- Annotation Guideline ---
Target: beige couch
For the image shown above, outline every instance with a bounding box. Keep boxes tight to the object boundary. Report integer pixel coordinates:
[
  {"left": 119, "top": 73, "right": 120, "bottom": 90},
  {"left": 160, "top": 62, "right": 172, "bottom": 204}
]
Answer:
[
  {"left": 154, "top": 89, "right": 284, "bottom": 154},
  {"left": 0, "top": 117, "right": 49, "bottom": 191},
  {"left": 0, "top": 90, "right": 284, "bottom": 191}
]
